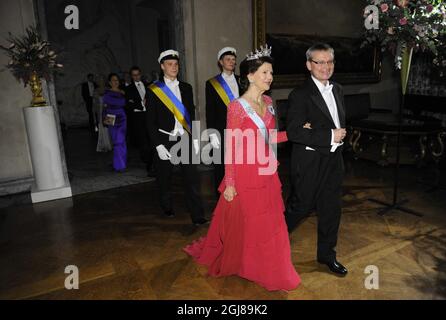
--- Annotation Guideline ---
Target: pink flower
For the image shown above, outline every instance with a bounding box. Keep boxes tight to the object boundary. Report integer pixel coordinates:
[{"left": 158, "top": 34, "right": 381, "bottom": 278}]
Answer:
[
  {"left": 426, "top": 4, "right": 433, "bottom": 13},
  {"left": 381, "top": 3, "right": 389, "bottom": 13},
  {"left": 399, "top": 17, "right": 408, "bottom": 25}
]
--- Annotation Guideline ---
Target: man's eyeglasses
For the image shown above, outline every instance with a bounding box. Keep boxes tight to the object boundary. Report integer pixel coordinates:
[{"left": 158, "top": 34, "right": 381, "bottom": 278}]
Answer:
[{"left": 310, "top": 59, "right": 335, "bottom": 67}]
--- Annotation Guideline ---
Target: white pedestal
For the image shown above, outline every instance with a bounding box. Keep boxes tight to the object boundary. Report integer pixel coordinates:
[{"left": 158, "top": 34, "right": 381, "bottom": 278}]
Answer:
[
  {"left": 30, "top": 182, "right": 72, "bottom": 203},
  {"left": 23, "top": 106, "right": 72, "bottom": 203}
]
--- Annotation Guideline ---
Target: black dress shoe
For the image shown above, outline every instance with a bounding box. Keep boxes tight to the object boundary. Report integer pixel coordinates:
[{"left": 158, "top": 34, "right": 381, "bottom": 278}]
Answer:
[
  {"left": 193, "top": 218, "right": 209, "bottom": 226},
  {"left": 164, "top": 210, "right": 175, "bottom": 218},
  {"left": 318, "top": 259, "right": 348, "bottom": 276}
]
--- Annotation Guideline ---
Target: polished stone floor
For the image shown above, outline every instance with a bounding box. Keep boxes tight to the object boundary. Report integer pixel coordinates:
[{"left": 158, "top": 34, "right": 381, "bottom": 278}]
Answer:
[
  {"left": 64, "top": 128, "right": 155, "bottom": 196},
  {"left": 1, "top": 150, "right": 445, "bottom": 300}
]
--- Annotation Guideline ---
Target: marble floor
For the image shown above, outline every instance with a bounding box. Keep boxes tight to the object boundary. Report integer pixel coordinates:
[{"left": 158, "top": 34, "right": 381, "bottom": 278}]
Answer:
[
  {"left": 0, "top": 151, "right": 445, "bottom": 300},
  {"left": 64, "top": 128, "right": 155, "bottom": 196}
]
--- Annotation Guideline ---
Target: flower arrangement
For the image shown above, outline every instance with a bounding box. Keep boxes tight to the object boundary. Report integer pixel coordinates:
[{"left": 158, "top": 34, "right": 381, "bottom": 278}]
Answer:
[
  {"left": 432, "top": 33, "right": 446, "bottom": 77},
  {"left": 0, "top": 25, "right": 62, "bottom": 86},
  {"left": 362, "top": 0, "right": 446, "bottom": 70}
]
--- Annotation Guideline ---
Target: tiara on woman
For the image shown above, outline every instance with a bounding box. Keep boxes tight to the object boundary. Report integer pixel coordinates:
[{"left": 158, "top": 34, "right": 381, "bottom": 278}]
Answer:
[{"left": 246, "top": 44, "right": 272, "bottom": 61}]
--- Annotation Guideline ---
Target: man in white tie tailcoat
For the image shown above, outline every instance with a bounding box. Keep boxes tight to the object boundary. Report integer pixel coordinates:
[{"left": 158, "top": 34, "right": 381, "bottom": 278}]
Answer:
[{"left": 285, "top": 43, "right": 348, "bottom": 277}]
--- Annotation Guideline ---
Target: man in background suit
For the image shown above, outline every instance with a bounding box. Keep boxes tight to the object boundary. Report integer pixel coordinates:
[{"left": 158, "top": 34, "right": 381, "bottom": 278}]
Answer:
[
  {"left": 124, "top": 66, "right": 155, "bottom": 177},
  {"left": 286, "top": 43, "right": 348, "bottom": 276},
  {"left": 81, "top": 73, "right": 98, "bottom": 133},
  {"left": 205, "top": 47, "right": 240, "bottom": 197}
]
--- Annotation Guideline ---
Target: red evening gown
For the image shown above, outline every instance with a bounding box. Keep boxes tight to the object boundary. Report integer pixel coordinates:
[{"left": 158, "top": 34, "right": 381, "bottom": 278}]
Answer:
[{"left": 184, "top": 95, "right": 300, "bottom": 291}]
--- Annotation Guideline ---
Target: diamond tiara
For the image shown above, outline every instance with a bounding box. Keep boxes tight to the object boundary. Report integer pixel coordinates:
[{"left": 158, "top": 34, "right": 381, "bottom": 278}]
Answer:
[{"left": 246, "top": 44, "right": 272, "bottom": 61}]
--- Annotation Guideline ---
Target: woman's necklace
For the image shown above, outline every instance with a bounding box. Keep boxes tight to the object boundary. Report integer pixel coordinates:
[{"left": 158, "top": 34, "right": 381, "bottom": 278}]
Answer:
[{"left": 245, "top": 95, "right": 265, "bottom": 116}]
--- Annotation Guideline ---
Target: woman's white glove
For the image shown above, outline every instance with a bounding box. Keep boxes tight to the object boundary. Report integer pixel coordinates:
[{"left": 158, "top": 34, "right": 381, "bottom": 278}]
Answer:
[
  {"left": 209, "top": 133, "right": 220, "bottom": 149},
  {"left": 156, "top": 144, "right": 172, "bottom": 160}
]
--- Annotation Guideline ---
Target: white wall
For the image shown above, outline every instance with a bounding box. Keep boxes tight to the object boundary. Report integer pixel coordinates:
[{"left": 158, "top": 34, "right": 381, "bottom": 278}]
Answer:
[
  {"left": 0, "top": 0, "right": 36, "bottom": 188},
  {"left": 182, "top": 0, "right": 252, "bottom": 127}
]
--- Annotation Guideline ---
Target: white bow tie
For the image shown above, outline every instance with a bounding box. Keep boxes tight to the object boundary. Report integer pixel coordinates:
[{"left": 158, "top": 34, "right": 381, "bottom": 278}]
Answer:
[
  {"left": 322, "top": 84, "right": 333, "bottom": 94},
  {"left": 167, "top": 80, "right": 179, "bottom": 87},
  {"left": 135, "top": 82, "right": 142, "bottom": 86},
  {"left": 222, "top": 73, "right": 234, "bottom": 80}
]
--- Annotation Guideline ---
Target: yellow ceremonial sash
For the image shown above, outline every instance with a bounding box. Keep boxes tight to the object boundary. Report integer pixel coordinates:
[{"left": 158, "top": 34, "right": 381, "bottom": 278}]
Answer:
[
  {"left": 149, "top": 82, "right": 191, "bottom": 133},
  {"left": 209, "top": 77, "right": 231, "bottom": 107}
]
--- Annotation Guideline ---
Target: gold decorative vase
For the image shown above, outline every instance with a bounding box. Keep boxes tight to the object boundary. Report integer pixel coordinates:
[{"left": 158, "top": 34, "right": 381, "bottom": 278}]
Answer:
[{"left": 29, "top": 71, "right": 46, "bottom": 107}]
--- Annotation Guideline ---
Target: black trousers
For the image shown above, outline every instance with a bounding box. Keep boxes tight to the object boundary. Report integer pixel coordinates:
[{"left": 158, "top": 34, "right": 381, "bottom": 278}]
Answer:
[
  {"left": 130, "top": 112, "right": 154, "bottom": 172},
  {"left": 156, "top": 141, "right": 204, "bottom": 222},
  {"left": 285, "top": 149, "right": 344, "bottom": 263}
]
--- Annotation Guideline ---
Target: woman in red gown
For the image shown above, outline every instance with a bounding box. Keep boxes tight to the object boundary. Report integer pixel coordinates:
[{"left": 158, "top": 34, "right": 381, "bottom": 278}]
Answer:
[{"left": 184, "top": 47, "right": 301, "bottom": 291}]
